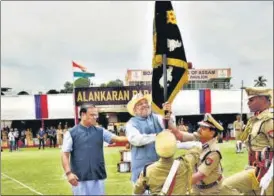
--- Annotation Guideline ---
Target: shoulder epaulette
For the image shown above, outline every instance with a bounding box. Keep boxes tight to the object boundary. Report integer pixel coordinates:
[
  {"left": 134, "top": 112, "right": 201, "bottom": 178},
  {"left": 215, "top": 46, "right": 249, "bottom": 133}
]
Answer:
[{"left": 201, "top": 150, "right": 222, "bottom": 163}]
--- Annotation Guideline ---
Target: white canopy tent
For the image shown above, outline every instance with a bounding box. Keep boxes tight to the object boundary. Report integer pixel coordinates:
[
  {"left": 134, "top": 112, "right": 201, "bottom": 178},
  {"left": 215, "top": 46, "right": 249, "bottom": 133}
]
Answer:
[
  {"left": 47, "top": 94, "right": 75, "bottom": 119},
  {"left": 1, "top": 89, "right": 251, "bottom": 120},
  {"left": 172, "top": 89, "right": 250, "bottom": 116},
  {"left": 1, "top": 95, "right": 36, "bottom": 120}
]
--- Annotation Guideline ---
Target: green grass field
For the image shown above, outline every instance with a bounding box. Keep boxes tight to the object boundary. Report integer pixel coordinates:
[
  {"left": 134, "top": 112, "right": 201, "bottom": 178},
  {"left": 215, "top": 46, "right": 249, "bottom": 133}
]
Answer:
[{"left": 1, "top": 141, "right": 248, "bottom": 195}]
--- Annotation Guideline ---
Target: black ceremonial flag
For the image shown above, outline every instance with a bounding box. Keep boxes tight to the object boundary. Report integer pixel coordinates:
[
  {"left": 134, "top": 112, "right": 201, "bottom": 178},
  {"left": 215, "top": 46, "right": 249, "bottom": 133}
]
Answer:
[{"left": 152, "top": 1, "right": 189, "bottom": 115}]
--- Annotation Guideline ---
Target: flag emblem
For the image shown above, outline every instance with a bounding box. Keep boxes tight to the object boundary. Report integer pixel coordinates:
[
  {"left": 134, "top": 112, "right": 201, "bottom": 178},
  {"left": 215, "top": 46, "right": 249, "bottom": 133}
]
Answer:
[{"left": 166, "top": 10, "right": 177, "bottom": 24}]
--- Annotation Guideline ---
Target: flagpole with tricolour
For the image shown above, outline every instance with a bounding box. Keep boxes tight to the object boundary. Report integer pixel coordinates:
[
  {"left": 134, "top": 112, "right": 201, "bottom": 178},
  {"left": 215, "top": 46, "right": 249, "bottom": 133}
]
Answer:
[{"left": 72, "top": 61, "right": 79, "bottom": 125}]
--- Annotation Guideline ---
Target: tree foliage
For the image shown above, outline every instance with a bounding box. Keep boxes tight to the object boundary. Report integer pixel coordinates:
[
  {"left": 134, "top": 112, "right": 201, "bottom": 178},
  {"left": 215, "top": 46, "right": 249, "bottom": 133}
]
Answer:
[
  {"left": 17, "top": 91, "right": 29, "bottom": 95},
  {"left": 74, "top": 78, "right": 90, "bottom": 88},
  {"left": 100, "top": 83, "right": 107, "bottom": 87},
  {"left": 63, "top": 81, "right": 73, "bottom": 93},
  {"left": 100, "top": 79, "right": 124, "bottom": 87},
  {"left": 47, "top": 89, "right": 59, "bottom": 94}
]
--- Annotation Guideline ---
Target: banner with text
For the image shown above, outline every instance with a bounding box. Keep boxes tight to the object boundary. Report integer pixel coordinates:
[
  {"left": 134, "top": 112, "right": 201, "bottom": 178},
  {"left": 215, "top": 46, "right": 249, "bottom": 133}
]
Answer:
[
  {"left": 188, "top": 68, "right": 231, "bottom": 81},
  {"left": 75, "top": 86, "right": 152, "bottom": 106}
]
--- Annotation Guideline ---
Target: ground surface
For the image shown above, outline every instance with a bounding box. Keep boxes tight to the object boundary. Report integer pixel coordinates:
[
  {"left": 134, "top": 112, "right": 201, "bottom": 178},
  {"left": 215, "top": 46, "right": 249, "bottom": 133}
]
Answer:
[{"left": 1, "top": 141, "right": 248, "bottom": 195}]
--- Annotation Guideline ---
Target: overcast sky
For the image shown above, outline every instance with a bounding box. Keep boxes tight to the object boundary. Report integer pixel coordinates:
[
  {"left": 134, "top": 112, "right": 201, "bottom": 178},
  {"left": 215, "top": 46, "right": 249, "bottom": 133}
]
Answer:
[{"left": 1, "top": 1, "right": 273, "bottom": 93}]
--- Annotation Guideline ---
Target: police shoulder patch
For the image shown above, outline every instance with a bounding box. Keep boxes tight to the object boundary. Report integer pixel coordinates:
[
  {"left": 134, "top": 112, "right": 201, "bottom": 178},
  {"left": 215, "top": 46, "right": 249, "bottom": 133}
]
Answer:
[
  {"left": 267, "top": 130, "right": 274, "bottom": 138},
  {"left": 205, "top": 157, "right": 214, "bottom": 166}
]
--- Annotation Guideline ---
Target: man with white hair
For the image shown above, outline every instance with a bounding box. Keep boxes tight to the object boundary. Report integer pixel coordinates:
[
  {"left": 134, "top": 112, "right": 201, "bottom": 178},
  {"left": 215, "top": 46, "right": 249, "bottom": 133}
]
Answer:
[{"left": 126, "top": 93, "right": 200, "bottom": 184}]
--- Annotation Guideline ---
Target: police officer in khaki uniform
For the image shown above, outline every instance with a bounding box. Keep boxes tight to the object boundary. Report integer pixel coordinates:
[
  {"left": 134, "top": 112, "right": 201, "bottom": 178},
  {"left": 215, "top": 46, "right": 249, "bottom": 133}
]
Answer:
[
  {"left": 233, "top": 114, "right": 245, "bottom": 153},
  {"left": 222, "top": 87, "right": 273, "bottom": 196},
  {"left": 56, "top": 124, "right": 63, "bottom": 148},
  {"left": 191, "top": 113, "right": 225, "bottom": 195},
  {"left": 177, "top": 118, "right": 189, "bottom": 132},
  {"left": 134, "top": 130, "right": 202, "bottom": 195}
]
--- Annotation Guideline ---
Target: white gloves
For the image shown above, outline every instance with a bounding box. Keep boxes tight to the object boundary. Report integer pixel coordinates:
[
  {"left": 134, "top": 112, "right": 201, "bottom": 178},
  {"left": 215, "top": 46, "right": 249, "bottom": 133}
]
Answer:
[
  {"left": 176, "top": 141, "right": 202, "bottom": 150},
  {"left": 260, "top": 158, "right": 273, "bottom": 195}
]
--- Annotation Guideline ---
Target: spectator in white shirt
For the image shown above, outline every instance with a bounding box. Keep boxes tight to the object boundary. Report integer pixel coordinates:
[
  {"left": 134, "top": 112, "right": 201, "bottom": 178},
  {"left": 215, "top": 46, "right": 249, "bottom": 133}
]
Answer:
[
  {"left": 8, "top": 129, "right": 15, "bottom": 152},
  {"left": 14, "top": 128, "right": 19, "bottom": 151}
]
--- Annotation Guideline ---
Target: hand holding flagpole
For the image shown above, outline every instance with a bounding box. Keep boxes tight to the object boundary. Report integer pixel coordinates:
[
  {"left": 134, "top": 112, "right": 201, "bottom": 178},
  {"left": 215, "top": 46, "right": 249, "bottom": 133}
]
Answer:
[{"left": 162, "top": 102, "right": 172, "bottom": 128}]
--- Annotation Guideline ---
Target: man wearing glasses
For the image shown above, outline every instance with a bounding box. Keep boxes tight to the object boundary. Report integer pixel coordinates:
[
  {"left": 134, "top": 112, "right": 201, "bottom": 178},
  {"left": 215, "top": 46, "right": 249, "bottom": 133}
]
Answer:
[{"left": 61, "top": 104, "right": 128, "bottom": 195}]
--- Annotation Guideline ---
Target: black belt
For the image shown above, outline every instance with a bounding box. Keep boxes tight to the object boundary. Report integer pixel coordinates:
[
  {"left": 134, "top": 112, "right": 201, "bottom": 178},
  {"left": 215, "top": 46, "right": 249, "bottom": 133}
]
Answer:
[
  {"left": 196, "top": 181, "right": 218, "bottom": 189},
  {"left": 196, "top": 176, "right": 222, "bottom": 189}
]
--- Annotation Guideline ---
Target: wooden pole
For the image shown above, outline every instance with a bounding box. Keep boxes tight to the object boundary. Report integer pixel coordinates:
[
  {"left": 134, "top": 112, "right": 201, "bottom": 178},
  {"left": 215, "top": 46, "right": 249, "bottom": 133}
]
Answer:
[
  {"left": 240, "top": 80, "right": 244, "bottom": 125},
  {"left": 163, "top": 54, "right": 168, "bottom": 128}
]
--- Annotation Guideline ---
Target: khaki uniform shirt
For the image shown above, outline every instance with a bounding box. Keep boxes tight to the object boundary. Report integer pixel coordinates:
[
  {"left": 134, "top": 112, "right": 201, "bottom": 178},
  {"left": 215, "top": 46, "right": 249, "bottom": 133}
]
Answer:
[
  {"left": 246, "top": 109, "right": 273, "bottom": 151},
  {"left": 234, "top": 120, "right": 244, "bottom": 140},
  {"left": 57, "top": 129, "right": 63, "bottom": 137},
  {"left": 196, "top": 138, "right": 223, "bottom": 185},
  {"left": 57, "top": 129, "right": 63, "bottom": 145},
  {"left": 222, "top": 109, "right": 274, "bottom": 196},
  {"left": 233, "top": 120, "right": 244, "bottom": 131},
  {"left": 134, "top": 148, "right": 201, "bottom": 195},
  {"left": 26, "top": 130, "right": 33, "bottom": 140}
]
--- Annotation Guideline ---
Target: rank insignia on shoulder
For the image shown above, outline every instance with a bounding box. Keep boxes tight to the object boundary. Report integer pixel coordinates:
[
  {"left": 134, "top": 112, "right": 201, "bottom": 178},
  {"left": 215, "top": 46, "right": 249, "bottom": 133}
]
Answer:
[
  {"left": 267, "top": 130, "right": 273, "bottom": 138},
  {"left": 202, "top": 144, "right": 209, "bottom": 150},
  {"left": 205, "top": 157, "right": 214, "bottom": 166}
]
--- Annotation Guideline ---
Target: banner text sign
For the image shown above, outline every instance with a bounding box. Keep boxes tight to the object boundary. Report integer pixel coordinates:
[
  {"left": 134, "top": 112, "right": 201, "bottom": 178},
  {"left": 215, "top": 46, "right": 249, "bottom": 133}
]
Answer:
[{"left": 75, "top": 86, "right": 152, "bottom": 106}]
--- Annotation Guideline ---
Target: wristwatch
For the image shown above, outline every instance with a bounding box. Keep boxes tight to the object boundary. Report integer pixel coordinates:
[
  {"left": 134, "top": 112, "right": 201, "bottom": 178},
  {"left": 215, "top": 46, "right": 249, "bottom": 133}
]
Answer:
[{"left": 65, "top": 171, "right": 72, "bottom": 176}]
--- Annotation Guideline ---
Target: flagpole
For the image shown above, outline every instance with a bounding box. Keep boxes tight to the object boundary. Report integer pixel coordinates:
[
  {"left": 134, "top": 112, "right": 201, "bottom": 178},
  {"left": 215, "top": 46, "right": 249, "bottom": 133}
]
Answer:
[
  {"left": 163, "top": 54, "right": 169, "bottom": 129},
  {"left": 72, "top": 61, "right": 79, "bottom": 125},
  {"left": 240, "top": 80, "right": 244, "bottom": 126},
  {"left": 73, "top": 88, "right": 79, "bottom": 125},
  {"left": 163, "top": 54, "right": 168, "bottom": 102}
]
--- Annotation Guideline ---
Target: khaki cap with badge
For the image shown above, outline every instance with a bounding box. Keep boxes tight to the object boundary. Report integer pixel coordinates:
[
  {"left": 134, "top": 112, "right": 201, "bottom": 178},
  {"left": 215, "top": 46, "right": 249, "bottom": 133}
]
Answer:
[
  {"left": 198, "top": 113, "right": 224, "bottom": 131},
  {"left": 245, "top": 87, "right": 273, "bottom": 108},
  {"left": 245, "top": 87, "right": 272, "bottom": 99}
]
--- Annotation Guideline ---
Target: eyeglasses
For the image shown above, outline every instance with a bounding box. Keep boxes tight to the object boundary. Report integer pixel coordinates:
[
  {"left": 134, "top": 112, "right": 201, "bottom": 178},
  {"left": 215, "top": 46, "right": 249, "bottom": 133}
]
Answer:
[{"left": 90, "top": 114, "right": 99, "bottom": 118}]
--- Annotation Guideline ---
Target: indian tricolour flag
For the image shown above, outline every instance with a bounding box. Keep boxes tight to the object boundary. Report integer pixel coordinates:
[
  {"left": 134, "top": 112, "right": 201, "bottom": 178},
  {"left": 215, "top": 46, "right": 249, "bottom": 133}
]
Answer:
[{"left": 72, "top": 61, "right": 95, "bottom": 78}]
